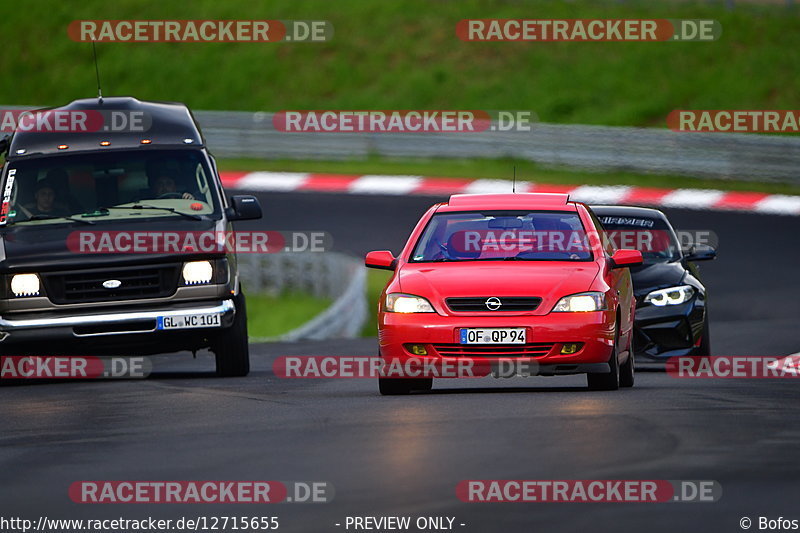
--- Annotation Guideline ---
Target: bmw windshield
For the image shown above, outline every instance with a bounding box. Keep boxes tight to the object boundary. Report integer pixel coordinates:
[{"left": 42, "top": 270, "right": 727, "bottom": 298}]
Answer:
[
  {"left": 597, "top": 215, "right": 681, "bottom": 264},
  {"left": 410, "top": 211, "right": 593, "bottom": 262},
  {"left": 0, "top": 149, "right": 221, "bottom": 227}
]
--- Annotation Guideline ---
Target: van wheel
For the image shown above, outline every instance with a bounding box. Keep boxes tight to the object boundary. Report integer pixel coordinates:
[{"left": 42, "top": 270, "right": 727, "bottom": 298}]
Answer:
[
  {"left": 588, "top": 326, "right": 620, "bottom": 391},
  {"left": 213, "top": 291, "right": 250, "bottom": 377}
]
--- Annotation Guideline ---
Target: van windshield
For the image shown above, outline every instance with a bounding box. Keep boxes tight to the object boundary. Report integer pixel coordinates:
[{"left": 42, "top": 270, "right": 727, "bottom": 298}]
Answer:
[{"left": 0, "top": 149, "right": 220, "bottom": 227}]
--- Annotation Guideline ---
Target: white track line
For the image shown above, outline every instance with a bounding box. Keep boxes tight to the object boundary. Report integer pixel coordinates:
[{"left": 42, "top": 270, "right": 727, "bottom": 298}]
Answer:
[
  {"left": 754, "top": 195, "right": 800, "bottom": 216},
  {"left": 568, "top": 185, "right": 632, "bottom": 204},
  {"left": 348, "top": 175, "right": 423, "bottom": 195},
  {"left": 660, "top": 189, "right": 726, "bottom": 209},
  {"left": 462, "top": 179, "right": 534, "bottom": 194},
  {"left": 236, "top": 172, "right": 309, "bottom": 191}
]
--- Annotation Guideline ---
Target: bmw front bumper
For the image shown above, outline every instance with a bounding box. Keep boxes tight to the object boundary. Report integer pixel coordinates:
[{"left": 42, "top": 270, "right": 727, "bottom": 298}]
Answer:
[{"left": 633, "top": 297, "right": 706, "bottom": 362}]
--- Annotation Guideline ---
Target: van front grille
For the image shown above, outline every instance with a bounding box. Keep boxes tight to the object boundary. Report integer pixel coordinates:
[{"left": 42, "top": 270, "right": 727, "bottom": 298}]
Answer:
[{"left": 42, "top": 264, "right": 180, "bottom": 304}]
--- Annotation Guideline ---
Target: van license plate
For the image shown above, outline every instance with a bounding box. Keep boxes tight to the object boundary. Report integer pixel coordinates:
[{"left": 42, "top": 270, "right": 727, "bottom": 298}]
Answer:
[{"left": 157, "top": 313, "right": 222, "bottom": 330}]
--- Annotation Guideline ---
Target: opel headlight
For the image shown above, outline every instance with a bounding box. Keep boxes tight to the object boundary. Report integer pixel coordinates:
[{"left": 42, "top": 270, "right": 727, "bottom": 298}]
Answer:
[
  {"left": 644, "top": 285, "right": 695, "bottom": 306},
  {"left": 552, "top": 292, "right": 607, "bottom": 312},
  {"left": 385, "top": 293, "right": 435, "bottom": 313},
  {"left": 182, "top": 261, "right": 213, "bottom": 285},
  {"left": 10, "top": 274, "right": 41, "bottom": 297}
]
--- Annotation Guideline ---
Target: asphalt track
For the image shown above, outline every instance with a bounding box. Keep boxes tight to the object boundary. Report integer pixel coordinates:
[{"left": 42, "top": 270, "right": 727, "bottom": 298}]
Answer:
[{"left": 2, "top": 191, "right": 799, "bottom": 533}]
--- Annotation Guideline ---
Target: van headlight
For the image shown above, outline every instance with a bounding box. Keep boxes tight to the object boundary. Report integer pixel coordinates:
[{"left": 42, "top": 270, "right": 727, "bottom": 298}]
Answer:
[
  {"left": 385, "top": 293, "right": 435, "bottom": 313},
  {"left": 182, "top": 261, "right": 213, "bottom": 285},
  {"left": 552, "top": 292, "right": 607, "bottom": 312},
  {"left": 644, "top": 285, "right": 695, "bottom": 306},
  {"left": 10, "top": 274, "right": 41, "bottom": 297}
]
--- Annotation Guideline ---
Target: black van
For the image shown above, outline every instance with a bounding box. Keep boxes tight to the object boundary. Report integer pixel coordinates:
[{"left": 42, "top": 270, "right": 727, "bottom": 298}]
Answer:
[{"left": 0, "top": 97, "right": 262, "bottom": 376}]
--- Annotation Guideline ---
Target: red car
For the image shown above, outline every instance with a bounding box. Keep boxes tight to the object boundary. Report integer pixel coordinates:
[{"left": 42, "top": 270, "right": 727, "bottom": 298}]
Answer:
[{"left": 365, "top": 193, "right": 643, "bottom": 395}]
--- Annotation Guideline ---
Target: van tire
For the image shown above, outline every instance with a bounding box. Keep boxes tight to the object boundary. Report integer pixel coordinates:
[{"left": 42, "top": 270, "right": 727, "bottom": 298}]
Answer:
[{"left": 214, "top": 291, "right": 250, "bottom": 377}]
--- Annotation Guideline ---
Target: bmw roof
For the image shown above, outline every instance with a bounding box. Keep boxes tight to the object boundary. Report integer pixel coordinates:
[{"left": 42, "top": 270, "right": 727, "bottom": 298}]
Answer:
[{"left": 590, "top": 205, "right": 669, "bottom": 221}]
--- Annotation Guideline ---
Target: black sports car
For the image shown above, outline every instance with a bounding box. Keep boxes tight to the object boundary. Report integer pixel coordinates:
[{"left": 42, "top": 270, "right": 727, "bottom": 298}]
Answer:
[{"left": 592, "top": 205, "right": 716, "bottom": 363}]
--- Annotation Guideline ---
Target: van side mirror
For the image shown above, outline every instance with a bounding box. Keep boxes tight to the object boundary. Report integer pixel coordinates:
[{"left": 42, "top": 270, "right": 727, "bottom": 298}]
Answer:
[
  {"left": 365, "top": 250, "right": 396, "bottom": 271},
  {"left": 226, "top": 195, "right": 262, "bottom": 221},
  {"left": 610, "top": 249, "right": 643, "bottom": 268}
]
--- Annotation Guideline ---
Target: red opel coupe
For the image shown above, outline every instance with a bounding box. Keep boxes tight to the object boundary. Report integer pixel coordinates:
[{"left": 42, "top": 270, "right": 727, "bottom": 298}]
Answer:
[{"left": 365, "top": 193, "right": 643, "bottom": 394}]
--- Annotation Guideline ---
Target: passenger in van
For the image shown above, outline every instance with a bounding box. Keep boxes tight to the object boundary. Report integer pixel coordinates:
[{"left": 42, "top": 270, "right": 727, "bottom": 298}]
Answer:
[{"left": 19, "top": 178, "right": 70, "bottom": 218}]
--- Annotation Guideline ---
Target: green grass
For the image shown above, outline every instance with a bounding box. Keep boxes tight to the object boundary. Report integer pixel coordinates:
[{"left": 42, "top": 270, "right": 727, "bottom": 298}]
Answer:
[
  {"left": 246, "top": 291, "right": 331, "bottom": 340},
  {"left": 217, "top": 156, "right": 800, "bottom": 195},
  {"left": 361, "top": 269, "right": 392, "bottom": 338},
  {"left": 0, "top": 0, "right": 798, "bottom": 128}
]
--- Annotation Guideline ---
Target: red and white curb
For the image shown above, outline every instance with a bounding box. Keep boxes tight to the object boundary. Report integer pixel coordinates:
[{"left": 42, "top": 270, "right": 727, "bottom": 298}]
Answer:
[{"left": 220, "top": 171, "right": 800, "bottom": 216}]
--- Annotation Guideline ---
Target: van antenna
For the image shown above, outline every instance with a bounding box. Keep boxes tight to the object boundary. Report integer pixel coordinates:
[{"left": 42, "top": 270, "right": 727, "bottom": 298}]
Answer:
[
  {"left": 512, "top": 165, "right": 516, "bottom": 193},
  {"left": 92, "top": 41, "right": 103, "bottom": 103}
]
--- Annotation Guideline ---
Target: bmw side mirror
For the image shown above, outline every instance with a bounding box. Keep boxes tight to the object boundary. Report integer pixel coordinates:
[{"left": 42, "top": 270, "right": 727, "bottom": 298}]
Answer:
[
  {"left": 226, "top": 195, "right": 262, "bottom": 221},
  {"left": 610, "top": 249, "right": 643, "bottom": 269},
  {"left": 365, "top": 250, "right": 396, "bottom": 271},
  {"left": 684, "top": 244, "right": 716, "bottom": 262}
]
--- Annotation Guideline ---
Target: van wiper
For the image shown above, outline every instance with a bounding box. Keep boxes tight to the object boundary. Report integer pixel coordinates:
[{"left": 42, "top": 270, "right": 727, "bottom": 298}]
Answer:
[
  {"left": 98, "top": 204, "right": 202, "bottom": 220},
  {"left": 27, "top": 214, "right": 95, "bottom": 225}
]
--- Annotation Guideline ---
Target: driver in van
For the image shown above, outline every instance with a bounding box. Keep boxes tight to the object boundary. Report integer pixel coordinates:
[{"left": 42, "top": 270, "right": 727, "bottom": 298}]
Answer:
[
  {"left": 19, "top": 173, "right": 70, "bottom": 218},
  {"left": 152, "top": 174, "right": 195, "bottom": 200},
  {"left": 145, "top": 160, "right": 195, "bottom": 200}
]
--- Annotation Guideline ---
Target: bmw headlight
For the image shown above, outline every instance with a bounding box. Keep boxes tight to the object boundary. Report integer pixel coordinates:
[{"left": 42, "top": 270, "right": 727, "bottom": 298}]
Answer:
[
  {"left": 182, "top": 261, "right": 213, "bottom": 285},
  {"left": 644, "top": 285, "right": 695, "bottom": 306},
  {"left": 552, "top": 292, "right": 607, "bottom": 312},
  {"left": 385, "top": 293, "right": 435, "bottom": 313},
  {"left": 10, "top": 274, "right": 41, "bottom": 297}
]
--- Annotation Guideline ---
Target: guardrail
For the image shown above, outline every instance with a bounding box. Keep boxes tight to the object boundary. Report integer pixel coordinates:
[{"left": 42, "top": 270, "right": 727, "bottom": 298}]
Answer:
[
  {"left": 4, "top": 104, "right": 799, "bottom": 184},
  {"left": 237, "top": 251, "right": 367, "bottom": 341},
  {"left": 194, "top": 111, "right": 800, "bottom": 184}
]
